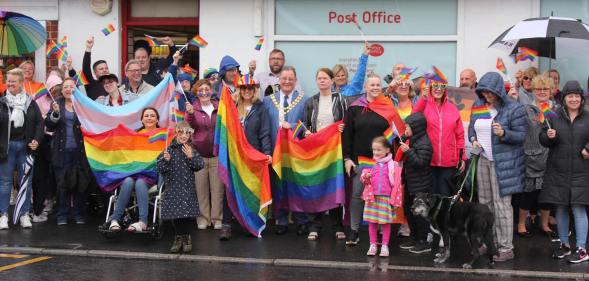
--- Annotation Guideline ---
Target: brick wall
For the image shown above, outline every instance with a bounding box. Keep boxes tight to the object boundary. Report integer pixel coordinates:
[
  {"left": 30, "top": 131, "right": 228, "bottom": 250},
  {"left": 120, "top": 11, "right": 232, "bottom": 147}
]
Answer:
[{"left": 46, "top": 20, "right": 58, "bottom": 74}]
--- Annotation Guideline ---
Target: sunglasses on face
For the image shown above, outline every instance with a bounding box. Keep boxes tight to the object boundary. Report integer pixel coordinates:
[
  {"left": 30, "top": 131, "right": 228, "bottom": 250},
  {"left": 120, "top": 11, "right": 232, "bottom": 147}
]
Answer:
[
  {"left": 534, "top": 88, "right": 550, "bottom": 92},
  {"left": 176, "top": 129, "right": 194, "bottom": 135},
  {"left": 523, "top": 76, "right": 531, "bottom": 81},
  {"left": 431, "top": 83, "right": 447, "bottom": 90}
]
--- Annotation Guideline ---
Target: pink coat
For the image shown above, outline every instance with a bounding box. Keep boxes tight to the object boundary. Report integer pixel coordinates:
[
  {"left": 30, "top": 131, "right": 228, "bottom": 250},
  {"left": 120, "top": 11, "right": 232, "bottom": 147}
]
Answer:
[
  {"left": 360, "top": 154, "right": 403, "bottom": 207},
  {"left": 412, "top": 92, "right": 465, "bottom": 168}
]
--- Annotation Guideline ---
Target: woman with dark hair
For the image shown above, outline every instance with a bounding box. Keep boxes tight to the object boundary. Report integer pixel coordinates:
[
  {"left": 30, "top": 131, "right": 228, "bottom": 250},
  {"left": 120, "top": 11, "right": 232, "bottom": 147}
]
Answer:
[
  {"left": 46, "top": 78, "right": 91, "bottom": 225},
  {"left": 540, "top": 80, "right": 589, "bottom": 263},
  {"left": 303, "top": 67, "right": 348, "bottom": 241},
  {"left": 108, "top": 107, "right": 160, "bottom": 232}
]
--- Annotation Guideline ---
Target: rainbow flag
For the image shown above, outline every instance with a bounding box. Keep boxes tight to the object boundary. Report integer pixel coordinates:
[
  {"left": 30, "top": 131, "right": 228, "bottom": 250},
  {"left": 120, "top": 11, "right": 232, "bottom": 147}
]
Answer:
[
  {"left": 515, "top": 47, "right": 538, "bottom": 63},
  {"left": 538, "top": 102, "right": 556, "bottom": 123},
  {"left": 292, "top": 120, "right": 306, "bottom": 139},
  {"left": 383, "top": 122, "right": 400, "bottom": 144},
  {"left": 56, "top": 48, "right": 68, "bottom": 61},
  {"left": 144, "top": 35, "right": 161, "bottom": 47},
  {"left": 272, "top": 121, "right": 345, "bottom": 213},
  {"left": 46, "top": 40, "right": 60, "bottom": 58},
  {"left": 188, "top": 35, "right": 208, "bottom": 48},
  {"left": 59, "top": 36, "right": 68, "bottom": 48},
  {"left": 496, "top": 58, "right": 507, "bottom": 74},
  {"left": 74, "top": 71, "right": 89, "bottom": 86},
  {"left": 147, "top": 128, "right": 168, "bottom": 143},
  {"left": 33, "top": 85, "right": 49, "bottom": 100},
  {"left": 357, "top": 155, "right": 375, "bottom": 171},
  {"left": 83, "top": 124, "right": 166, "bottom": 192},
  {"left": 430, "top": 66, "right": 448, "bottom": 83},
  {"left": 101, "top": 24, "right": 115, "bottom": 36},
  {"left": 254, "top": 38, "right": 264, "bottom": 51},
  {"left": 471, "top": 104, "right": 492, "bottom": 119},
  {"left": 214, "top": 86, "right": 272, "bottom": 237},
  {"left": 398, "top": 67, "right": 416, "bottom": 81},
  {"left": 181, "top": 64, "right": 198, "bottom": 80},
  {"left": 172, "top": 107, "right": 185, "bottom": 122}
]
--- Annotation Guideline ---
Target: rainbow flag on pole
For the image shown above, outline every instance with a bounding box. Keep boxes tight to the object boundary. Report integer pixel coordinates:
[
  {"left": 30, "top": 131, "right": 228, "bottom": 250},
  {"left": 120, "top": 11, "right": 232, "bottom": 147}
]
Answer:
[
  {"left": 537, "top": 102, "right": 556, "bottom": 123},
  {"left": 272, "top": 121, "right": 345, "bottom": 213},
  {"left": 292, "top": 120, "right": 306, "bottom": 139},
  {"left": 515, "top": 47, "right": 538, "bottom": 63},
  {"left": 471, "top": 104, "right": 492, "bottom": 119},
  {"left": 214, "top": 86, "right": 272, "bottom": 237},
  {"left": 74, "top": 71, "right": 89, "bottom": 86},
  {"left": 188, "top": 35, "right": 208, "bottom": 48},
  {"left": 144, "top": 34, "right": 161, "bottom": 47},
  {"left": 254, "top": 38, "right": 264, "bottom": 51},
  {"left": 46, "top": 40, "right": 60, "bottom": 58},
  {"left": 496, "top": 58, "right": 507, "bottom": 75},
  {"left": 33, "top": 85, "right": 49, "bottom": 100},
  {"left": 101, "top": 24, "right": 115, "bottom": 36},
  {"left": 383, "top": 122, "right": 400, "bottom": 144},
  {"left": 357, "top": 155, "right": 376, "bottom": 171}
]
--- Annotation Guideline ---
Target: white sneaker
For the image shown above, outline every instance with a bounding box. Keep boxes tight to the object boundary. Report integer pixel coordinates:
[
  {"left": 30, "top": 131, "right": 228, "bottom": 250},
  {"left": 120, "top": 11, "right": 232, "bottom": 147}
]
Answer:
[
  {"left": 380, "top": 245, "right": 390, "bottom": 257},
  {"left": 32, "top": 213, "right": 48, "bottom": 223},
  {"left": 20, "top": 215, "right": 32, "bottom": 228},
  {"left": 197, "top": 224, "right": 208, "bottom": 230},
  {"left": 43, "top": 199, "right": 54, "bottom": 214},
  {"left": 366, "top": 244, "right": 378, "bottom": 256},
  {"left": 0, "top": 215, "right": 8, "bottom": 230},
  {"left": 213, "top": 223, "right": 223, "bottom": 230}
]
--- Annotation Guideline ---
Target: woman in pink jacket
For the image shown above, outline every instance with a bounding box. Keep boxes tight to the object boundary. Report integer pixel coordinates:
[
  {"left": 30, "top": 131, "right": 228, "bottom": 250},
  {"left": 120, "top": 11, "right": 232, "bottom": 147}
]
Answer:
[{"left": 412, "top": 69, "right": 465, "bottom": 196}]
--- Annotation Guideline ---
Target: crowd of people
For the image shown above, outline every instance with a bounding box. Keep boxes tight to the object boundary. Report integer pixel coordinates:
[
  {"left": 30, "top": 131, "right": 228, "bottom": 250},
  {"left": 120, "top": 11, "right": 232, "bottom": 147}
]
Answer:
[{"left": 0, "top": 36, "right": 588, "bottom": 265}]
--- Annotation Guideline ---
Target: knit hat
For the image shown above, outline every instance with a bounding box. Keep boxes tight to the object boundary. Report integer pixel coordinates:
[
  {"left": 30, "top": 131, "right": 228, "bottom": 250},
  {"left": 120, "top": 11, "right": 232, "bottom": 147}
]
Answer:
[
  {"left": 178, "top": 73, "right": 193, "bottom": 83},
  {"left": 203, "top": 68, "right": 219, "bottom": 79},
  {"left": 45, "top": 75, "right": 63, "bottom": 92},
  {"left": 561, "top": 80, "right": 585, "bottom": 103}
]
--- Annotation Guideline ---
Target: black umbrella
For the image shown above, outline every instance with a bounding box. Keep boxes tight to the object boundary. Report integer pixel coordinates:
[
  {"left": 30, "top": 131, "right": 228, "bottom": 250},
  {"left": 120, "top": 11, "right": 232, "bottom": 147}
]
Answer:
[
  {"left": 13, "top": 154, "right": 34, "bottom": 224},
  {"left": 490, "top": 16, "right": 589, "bottom": 59}
]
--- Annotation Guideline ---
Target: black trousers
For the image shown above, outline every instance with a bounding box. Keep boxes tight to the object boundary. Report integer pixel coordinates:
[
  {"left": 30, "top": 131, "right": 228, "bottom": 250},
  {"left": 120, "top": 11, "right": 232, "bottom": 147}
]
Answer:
[
  {"left": 172, "top": 218, "right": 193, "bottom": 235},
  {"left": 32, "top": 137, "right": 56, "bottom": 215},
  {"left": 308, "top": 206, "right": 344, "bottom": 233},
  {"left": 403, "top": 184, "right": 430, "bottom": 242}
]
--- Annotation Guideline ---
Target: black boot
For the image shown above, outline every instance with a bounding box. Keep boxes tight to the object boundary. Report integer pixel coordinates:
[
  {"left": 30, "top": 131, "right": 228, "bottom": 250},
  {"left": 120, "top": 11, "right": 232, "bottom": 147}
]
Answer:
[{"left": 170, "top": 235, "right": 183, "bottom": 253}]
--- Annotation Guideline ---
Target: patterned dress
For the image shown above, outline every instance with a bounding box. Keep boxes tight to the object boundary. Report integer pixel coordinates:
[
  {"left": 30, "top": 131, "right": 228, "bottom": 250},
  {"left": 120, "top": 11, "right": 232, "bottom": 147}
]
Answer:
[{"left": 156, "top": 141, "right": 205, "bottom": 221}]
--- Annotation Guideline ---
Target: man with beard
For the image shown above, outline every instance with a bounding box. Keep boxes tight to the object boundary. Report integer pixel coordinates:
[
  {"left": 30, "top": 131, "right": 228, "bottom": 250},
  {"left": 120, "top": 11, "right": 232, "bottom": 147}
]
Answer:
[{"left": 253, "top": 49, "right": 301, "bottom": 99}]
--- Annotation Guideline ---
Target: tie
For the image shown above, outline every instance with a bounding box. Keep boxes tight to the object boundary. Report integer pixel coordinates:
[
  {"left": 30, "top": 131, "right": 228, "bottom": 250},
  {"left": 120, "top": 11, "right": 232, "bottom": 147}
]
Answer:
[{"left": 283, "top": 95, "right": 289, "bottom": 109}]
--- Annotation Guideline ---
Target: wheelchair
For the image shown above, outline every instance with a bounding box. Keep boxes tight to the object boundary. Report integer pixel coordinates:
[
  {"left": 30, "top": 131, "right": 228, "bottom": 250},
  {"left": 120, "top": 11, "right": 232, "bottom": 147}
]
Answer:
[{"left": 98, "top": 177, "right": 164, "bottom": 240}]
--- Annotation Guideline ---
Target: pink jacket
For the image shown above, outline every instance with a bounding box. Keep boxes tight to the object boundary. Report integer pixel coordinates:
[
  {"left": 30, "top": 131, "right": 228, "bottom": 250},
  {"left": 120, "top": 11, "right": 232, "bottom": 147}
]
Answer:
[
  {"left": 412, "top": 91, "right": 465, "bottom": 167},
  {"left": 360, "top": 154, "right": 403, "bottom": 207}
]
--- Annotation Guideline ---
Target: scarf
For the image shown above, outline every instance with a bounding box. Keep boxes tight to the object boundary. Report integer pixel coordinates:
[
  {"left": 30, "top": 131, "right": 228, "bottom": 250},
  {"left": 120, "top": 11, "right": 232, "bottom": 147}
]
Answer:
[{"left": 5, "top": 91, "right": 28, "bottom": 128}]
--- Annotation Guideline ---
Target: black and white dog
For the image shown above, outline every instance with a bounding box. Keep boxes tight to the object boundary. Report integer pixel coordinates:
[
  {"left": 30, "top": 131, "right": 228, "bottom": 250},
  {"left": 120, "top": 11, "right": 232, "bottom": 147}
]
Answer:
[{"left": 411, "top": 192, "right": 496, "bottom": 269}]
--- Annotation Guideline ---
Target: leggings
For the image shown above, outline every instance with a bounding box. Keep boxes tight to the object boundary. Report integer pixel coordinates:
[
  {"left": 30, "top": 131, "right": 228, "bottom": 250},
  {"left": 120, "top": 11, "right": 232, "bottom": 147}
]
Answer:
[
  {"left": 172, "top": 218, "right": 193, "bottom": 236},
  {"left": 369, "top": 223, "right": 391, "bottom": 245}
]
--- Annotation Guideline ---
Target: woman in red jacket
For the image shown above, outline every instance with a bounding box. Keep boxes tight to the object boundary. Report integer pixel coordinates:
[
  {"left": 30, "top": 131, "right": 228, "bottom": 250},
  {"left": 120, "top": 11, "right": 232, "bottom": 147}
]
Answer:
[{"left": 412, "top": 68, "right": 465, "bottom": 196}]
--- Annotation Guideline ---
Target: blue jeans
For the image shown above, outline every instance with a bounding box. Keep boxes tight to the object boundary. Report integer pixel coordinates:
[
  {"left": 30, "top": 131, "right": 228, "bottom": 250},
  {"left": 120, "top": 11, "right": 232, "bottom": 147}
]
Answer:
[
  {"left": 556, "top": 205, "right": 588, "bottom": 248},
  {"left": 110, "top": 177, "right": 149, "bottom": 224},
  {"left": 0, "top": 140, "right": 32, "bottom": 216},
  {"left": 276, "top": 209, "right": 309, "bottom": 226}
]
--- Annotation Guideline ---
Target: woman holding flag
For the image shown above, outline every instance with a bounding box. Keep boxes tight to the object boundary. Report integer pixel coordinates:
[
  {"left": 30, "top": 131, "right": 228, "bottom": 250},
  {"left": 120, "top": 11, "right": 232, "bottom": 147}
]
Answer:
[
  {"left": 303, "top": 68, "right": 348, "bottom": 241},
  {"left": 469, "top": 72, "right": 528, "bottom": 262},
  {"left": 109, "top": 107, "right": 161, "bottom": 232},
  {"left": 516, "top": 75, "right": 559, "bottom": 239},
  {"left": 539, "top": 80, "right": 589, "bottom": 264},
  {"left": 343, "top": 73, "right": 402, "bottom": 246}
]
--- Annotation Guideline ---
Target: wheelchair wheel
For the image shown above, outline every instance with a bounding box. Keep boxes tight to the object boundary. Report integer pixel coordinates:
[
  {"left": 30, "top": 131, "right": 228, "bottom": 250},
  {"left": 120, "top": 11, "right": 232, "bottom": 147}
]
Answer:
[
  {"left": 99, "top": 223, "right": 117, "bottom": 239},
  {"left": 150, "top": 212, "right": 164, "bottom": 241}
]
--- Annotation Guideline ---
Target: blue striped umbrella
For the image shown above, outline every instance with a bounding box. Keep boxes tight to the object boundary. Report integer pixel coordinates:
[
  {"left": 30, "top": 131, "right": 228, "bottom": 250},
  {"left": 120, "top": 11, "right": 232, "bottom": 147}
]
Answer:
[
  {"left": 13, "top": 154, "right": 34, "bottom": 224},
  {"left": 0, "top": 11, "right": 47, "bottom": 56}
]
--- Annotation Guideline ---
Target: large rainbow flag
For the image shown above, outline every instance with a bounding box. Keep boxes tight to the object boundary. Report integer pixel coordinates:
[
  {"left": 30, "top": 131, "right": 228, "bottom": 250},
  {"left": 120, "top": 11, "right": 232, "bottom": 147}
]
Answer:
[
  {"left": 272, "top": 121, "right": 345, "bottom": 213},
  {"left": 83, "top": 125, "right": 168, "bottom": 192},
  {"left": 214, "top": 86, "right": 272, "bottom": 237}
]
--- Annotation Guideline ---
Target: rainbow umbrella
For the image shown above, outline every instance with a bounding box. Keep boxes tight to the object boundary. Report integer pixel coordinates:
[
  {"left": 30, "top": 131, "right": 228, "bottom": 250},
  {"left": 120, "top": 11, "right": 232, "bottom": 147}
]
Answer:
[{"left": 0, "top": 11, "right": 47, "bottom": 56}]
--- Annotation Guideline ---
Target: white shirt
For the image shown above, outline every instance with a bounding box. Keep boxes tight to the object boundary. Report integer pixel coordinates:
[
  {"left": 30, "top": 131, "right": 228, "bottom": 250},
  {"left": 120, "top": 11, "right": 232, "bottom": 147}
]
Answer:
[
  {"left": 317, "top": 95, "right": 334, "bottom": 131},
  {"left": 474, "top": 107, "right": 498, "bottom": 161},
  {"left": 277, "top": 91, "right": 294, "bottom": 125},
  {"left": 254, "top": 71, "right": 303, "bottom": 99},
  {"left": 202, "top": 103, "right": 215, "bottom": 117}
]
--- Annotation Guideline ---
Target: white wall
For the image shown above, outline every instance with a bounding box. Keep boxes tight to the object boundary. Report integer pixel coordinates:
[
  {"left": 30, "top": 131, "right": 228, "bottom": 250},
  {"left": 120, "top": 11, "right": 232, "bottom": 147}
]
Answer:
[
  {"left": 199, "top": 0, "right": 266, "bottom": 75},
  {"left": 58, "top": 0, "right": 121, "bottom": 80},
  {"left": 461, "top": 0, "right": 539, "bottom": 83}
]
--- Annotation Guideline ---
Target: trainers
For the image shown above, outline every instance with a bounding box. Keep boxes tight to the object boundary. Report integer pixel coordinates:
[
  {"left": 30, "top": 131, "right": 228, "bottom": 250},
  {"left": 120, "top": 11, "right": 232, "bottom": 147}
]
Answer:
[
  {"left": 552, "top": 243, "right": 571, "bottom": 259},
  {"left": 346, "top": 230, "right": 360, "bottom": 246},
  {"left": 567, "top": 248, "right": 589, "bottom": 264},
  {"left": 380, "top": 245, "right": 390, "bottom": 257},
  {"left": 57, "top": 219, "right": 67, "bottom": 226},
  {"left": 20, "top": 215, "right": 32, "bottom": 228},
  {"left": 409, "top": 241, "right": 432, "bottom": 254},
  {"left": 400, "top": 241, "right": 417, "bottom": 250},
  {"left": 197, "top": 224, "right": 208, "bottom": 230},
  {"left": 75, "top": 218, "right": 86, "bottom": 225},
  {"left": 213, "top": 223, "right": 222, "bottom": 230},
  {"left": 493, "top": 250, "right": 514, "bottom": 262},
  {"left": 43, "top": 199, "right": 54, "bottom": 214},
  {"left": 0, "top": 215, "right": 8, "bottom": 230},
  {"left": 219, "top": 225, "right": 232, "bottom": 241},
  {"left": 32, "top": 213, "right": 48, "bottom": 223},
  {"left": 307, "top": 231, "right": 319, "bottom": 241},
  {"left": 366, "top": 244, "right": 378, "bottom": 256}
]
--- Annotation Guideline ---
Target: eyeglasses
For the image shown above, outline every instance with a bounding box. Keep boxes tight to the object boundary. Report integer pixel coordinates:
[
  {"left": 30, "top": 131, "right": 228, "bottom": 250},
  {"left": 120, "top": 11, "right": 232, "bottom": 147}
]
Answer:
[
  {"left": 127, "top": 69, "right": 141, "bottom": 73},
  {"left": 523, "top": 76, "right": 531, "bottom": 81},
  {"left": 431, "top": 83, "right": 447, "bottom": 90},
  {"left": 534, "top": 88, "right": 550, "bottom": 92}
]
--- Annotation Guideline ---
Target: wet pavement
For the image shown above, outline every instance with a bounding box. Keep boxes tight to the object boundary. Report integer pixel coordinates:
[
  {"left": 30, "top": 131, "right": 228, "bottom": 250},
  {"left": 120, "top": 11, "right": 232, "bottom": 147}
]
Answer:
[
  {"left": 0, "top": 254, "right": 573, "bottom": 281},
  {"left": 0, "top": 214, "right": 588, "bottom": 276}
]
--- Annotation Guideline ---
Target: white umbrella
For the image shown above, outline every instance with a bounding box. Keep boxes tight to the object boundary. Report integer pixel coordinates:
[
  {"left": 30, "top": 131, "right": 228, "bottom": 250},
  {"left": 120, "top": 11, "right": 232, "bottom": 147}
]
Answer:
[{"left": 13, "top": 154, "right": 34, "bottom": 224}]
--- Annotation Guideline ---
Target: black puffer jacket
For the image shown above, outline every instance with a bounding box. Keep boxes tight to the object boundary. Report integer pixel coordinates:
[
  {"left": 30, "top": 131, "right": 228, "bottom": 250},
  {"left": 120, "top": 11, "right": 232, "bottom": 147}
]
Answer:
[
  {"left": 402, "top": 112, "right": 433, "bottom": 194},
  {"left": 0, "top": 93, "right": 44, "bottom": 161},
  {"left": 539, "top": 107, "right": 589, "bottom": 206}
]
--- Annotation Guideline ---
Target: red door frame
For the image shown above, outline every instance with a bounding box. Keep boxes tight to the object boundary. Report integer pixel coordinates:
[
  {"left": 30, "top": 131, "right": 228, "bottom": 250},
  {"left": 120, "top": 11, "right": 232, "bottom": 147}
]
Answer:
[{"left": 120, "top": 0, "right": 199, "bottom": 75}]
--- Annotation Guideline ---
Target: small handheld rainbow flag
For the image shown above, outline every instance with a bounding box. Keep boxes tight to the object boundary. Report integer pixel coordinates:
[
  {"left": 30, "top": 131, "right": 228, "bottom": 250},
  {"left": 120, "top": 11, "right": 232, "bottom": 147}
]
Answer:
[
  {"left": 471, "top": 104, "right": 492, "bottom": 119},
  {"left": 515, "top": 47, "right": 537, "bottom": 63},
  {"left": 292, "top": 120, "right": 307, "bottom": 139},
  {"left": 101, "top": 24, "right": 115, "bottom": 36},
  {"left": 74, "top": 71, "right": 89, "bottom": 86},
  {"left": 181, "top": 64, "right": 198, "bottom": 80},
  {"left": 188, "top": 35, "right": 208, "bottom": 48},
  {"left": 398, "top": 67, "right": 417, "bottom": 81},
  {"left": 496, "top": 58, "right": 507, "bottom": 75},
  {"left": 144, "top": 34, "right": 161, "bottom": 47},
  {"left": 56, "top": 48, "right": 69, "bottom": 61},
  {"left": 59, "top": 36, "right": 68, "bottom": 48},
  {"left": 383, "top": 123, "right": 400, "bottom": 144},
  {"left": 357, "top": 155, "right": 376, "bottom": 171},
  {"left": 148, "top": 129, "right": 168, "bottom": 143},
  {"left": 172, "top": 107, "right": 185, "bottom": 122},
  {"left": 254, "top": 38, "right": 264, "bottom": 51},
  {"left": 537, "top": 102, "right": 556, "bottom": 124},
  {"left": 46, "top": 41, "right": 60, "bottom": 58},
  {"left": 33, "top": 85, "right": 49, "bottom": 101}
]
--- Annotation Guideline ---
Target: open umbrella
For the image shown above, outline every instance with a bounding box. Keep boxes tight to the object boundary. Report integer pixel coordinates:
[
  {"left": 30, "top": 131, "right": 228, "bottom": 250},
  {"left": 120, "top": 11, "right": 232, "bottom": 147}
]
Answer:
[
  {"left": 13, "top": 154, "right": 34, "bottom": 224},
  {"left": 489, "top": 16, "right": 589, "bottom": 59},
  {"left": 0, "top": 11, "right": 47, "bottom": 56}
]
